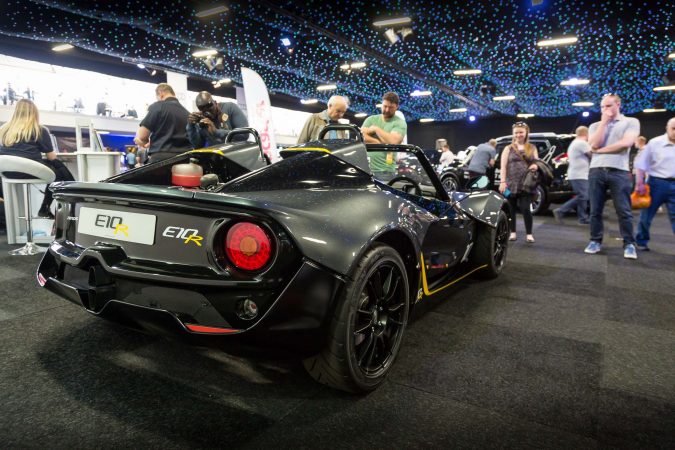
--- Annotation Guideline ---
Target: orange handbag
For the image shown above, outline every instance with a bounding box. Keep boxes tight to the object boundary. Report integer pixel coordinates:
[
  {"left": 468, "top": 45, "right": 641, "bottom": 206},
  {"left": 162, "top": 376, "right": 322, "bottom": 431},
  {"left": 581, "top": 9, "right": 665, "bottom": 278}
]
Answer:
[{"left": 631, "top": 185, "right": 651, "bottom": 209}]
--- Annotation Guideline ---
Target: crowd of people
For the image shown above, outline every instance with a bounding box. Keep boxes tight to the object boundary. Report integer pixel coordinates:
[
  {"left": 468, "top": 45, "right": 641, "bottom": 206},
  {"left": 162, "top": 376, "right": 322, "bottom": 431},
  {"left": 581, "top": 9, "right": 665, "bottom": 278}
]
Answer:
[{"left": 0, "top": 87, "right": 672, "bottom": 255}]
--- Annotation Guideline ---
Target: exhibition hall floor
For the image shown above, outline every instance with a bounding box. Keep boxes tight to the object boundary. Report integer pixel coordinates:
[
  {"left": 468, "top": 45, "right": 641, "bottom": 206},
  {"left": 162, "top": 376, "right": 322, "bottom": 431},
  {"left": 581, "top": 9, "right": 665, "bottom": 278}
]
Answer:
[{"left": 1, "top": 213, "right": 673, "bottom": 448}]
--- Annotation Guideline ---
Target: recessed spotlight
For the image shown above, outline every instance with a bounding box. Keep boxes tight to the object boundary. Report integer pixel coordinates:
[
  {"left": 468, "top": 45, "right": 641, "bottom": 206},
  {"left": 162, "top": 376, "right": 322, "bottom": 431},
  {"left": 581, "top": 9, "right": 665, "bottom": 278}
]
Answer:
[
  {"left": 536, "top": 36, "right": 578, "bottom": 47},
  {"left": 195, "top": 5, "right": 228, "bottom": 18},
  {"left": 653, "top": 85, "right": 675, "bottom": 92},
  {"left": 643, "top": 108, "right": 667, "bottom": 113},
  {"left": 281, "top": 37, "right": 292, "bottom": 47},
  {"left": 150, "top": 69, "right": 157, "bottom": 76},
  {"left": 192, "top": 49, "right": 218, "bottom": 58},
  {"left": 354, "top": 113, "right": 367, "bottom": 118},
  {"left": 449, "top": 107, "right": 467, "bottom": 113},
  {"left": 52, "top": 43, "right": 73, "bottom": 52},
  {"left": 410, "top": 90, "right": 432, "bottom": 97},
  {"left": 572, "top": 101, "right": 594, "bottom": 107},
  {"left": 372, "top": 17, "right": 411, "bottom": 27},
  {"left": 317, "top": 84, "right": 337, "bottom": 91},
  {"left": 301, "top": 99, "right": 318, "bottom": 104},
  {"left": 420, "top": 118, "right": 435, "bottom": 123},
  {"left": 493, "top": 95, "right": 516, "bottom": 101},
  {"left": 469, "top": 115, "right": 476, "bottom": 122},
  {"left": 516, "top": 113, "right": 535, "bottom": 118},
  {"left": 560, "top": 78, "right": 590, "bottom": 86},
  {"left": 453, "top": 69, "right": 482, "bottom": 76},
  {"left": 582, "top": 111, "right": 590, "bottom": 117},
  {"left": 136, "top": 63, "right": 145, "bottom": 69}
]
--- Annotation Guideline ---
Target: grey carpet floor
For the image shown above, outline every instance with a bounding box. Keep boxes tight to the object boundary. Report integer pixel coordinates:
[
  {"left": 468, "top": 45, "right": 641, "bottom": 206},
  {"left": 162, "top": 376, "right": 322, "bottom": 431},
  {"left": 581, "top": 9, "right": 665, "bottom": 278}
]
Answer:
[{"left": 0, "top": 211, "right": 673, "bottom": 449}]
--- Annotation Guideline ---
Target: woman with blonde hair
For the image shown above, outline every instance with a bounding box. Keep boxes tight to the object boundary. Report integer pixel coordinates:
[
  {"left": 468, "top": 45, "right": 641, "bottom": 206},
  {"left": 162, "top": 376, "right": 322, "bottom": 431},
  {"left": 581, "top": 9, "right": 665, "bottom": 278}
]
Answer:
[
  {"left": 498, "top": 121, "right": 539, "bottom": 243},
  {"left": 0, "top": 99, "right": 74, "bottom": 218}
]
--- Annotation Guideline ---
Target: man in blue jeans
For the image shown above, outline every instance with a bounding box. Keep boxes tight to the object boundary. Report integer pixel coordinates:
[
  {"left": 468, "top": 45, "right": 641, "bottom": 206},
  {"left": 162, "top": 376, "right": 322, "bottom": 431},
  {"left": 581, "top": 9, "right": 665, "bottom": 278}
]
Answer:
[
  {"left": 634, "top": 117, "right": 675, "bottom": 250},
  {"left": 553, "top": 126, "right": 591, "bottom": 224},
  {"left": 585, "top": 94, "right": 640, "bottom": 259}
]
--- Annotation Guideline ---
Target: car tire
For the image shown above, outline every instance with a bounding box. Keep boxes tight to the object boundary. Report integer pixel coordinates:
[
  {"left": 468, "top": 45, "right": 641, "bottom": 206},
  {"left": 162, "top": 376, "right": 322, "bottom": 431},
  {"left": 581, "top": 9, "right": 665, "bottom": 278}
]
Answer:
[
  {"left": 303, "top": 244, "right": 410, "bottom": 393},
  {"left": 530, "top": 185, "right": 549, "bottom": 215},
  {"left": 470, "top": 210, "right": 509, "bottom": 279},
  {"left": 441, "top": 175, "right": 459, "bottom": 191}
]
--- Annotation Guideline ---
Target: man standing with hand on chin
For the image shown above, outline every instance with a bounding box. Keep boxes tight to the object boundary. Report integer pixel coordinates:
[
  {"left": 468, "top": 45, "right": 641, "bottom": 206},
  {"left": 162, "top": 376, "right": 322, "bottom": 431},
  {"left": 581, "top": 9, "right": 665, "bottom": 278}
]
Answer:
[{"left": 584, "top": 94, "right": 640, "bottom": 259}]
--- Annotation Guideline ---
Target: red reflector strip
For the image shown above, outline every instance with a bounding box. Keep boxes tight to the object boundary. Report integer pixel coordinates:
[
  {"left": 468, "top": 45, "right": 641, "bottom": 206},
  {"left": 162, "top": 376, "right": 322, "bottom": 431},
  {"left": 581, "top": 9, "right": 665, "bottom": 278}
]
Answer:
[
  {"left": 37, "top": 273, "right": 47, "bottom": 287},
  {"left": 185, "top": 324, "right": 240, "bottom": 334}
]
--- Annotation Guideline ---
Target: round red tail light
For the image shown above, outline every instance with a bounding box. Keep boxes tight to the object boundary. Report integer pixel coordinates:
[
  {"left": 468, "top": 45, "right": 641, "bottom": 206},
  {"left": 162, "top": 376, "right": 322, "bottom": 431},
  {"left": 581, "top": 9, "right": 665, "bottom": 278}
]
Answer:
[{"left": 225, "top": 222, "right": 273, "bottom": 271}]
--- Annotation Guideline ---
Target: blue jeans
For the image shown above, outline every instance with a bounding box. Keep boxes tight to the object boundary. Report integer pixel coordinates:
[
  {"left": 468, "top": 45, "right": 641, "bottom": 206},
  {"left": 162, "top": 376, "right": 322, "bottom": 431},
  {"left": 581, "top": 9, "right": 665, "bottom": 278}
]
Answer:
[
  {"left": 636, "top": 177, "right": 675, "bottom": 245},
  {"left": 558, "top": 179, "right": 589, "bottom": 222},
  {"left": 588, "top": 168, "right": 635, "bottom": 245}
]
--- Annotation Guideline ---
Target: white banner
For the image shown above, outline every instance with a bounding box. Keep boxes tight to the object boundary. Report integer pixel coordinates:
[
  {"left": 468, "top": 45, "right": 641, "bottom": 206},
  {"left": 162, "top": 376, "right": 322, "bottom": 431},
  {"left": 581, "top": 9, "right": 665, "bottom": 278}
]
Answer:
[{"left": 241, "top": 67, "right": 278, "bottom": 162}]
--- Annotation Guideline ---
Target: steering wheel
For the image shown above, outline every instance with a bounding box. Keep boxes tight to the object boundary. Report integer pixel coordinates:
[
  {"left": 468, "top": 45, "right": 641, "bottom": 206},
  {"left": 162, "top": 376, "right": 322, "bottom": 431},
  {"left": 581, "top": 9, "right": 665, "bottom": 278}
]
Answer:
[{"left": 387, "top": 175, "right": 423, "bottom": 196}]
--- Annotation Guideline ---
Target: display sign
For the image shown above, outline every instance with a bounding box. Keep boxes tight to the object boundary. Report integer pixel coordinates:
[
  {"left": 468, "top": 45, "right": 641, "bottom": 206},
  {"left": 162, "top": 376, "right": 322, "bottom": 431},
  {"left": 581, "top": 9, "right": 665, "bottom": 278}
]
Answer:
[
  {"left": 77, "top": 207, "right": 156, "bottom": 245},
  {"left": 241, "top": 67, "right": 279, "bottom": 162}
]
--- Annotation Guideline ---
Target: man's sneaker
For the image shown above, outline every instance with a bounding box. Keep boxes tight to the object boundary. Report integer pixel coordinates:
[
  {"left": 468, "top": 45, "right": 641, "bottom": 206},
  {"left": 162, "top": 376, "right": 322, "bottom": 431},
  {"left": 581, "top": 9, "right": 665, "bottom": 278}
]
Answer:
[
  {"left": 552, "top": 208, "right": 564, "bottom": 224},
  {"left": 624, "top": 244, "right": 638, "bottom": 260},
  {"left": 637, "top": 244, "right": 650, "bottom": 251},
  {"left": 584, "top": 241, "right": 602, "bottom": 254}
]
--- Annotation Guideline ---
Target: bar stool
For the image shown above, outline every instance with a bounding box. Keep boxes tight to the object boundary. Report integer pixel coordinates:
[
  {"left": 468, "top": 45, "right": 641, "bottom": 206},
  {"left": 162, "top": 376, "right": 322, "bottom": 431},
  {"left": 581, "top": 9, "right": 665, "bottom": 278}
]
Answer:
[{"left": 0, "top": 155, "right": 56, "bottom": 255}]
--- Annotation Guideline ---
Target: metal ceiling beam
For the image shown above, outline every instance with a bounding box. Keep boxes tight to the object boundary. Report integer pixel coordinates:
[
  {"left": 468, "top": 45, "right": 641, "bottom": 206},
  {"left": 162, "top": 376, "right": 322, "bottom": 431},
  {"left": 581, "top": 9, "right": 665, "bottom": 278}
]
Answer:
[{"left": 255, "top": 0, "right": 501, "bottom": 115}]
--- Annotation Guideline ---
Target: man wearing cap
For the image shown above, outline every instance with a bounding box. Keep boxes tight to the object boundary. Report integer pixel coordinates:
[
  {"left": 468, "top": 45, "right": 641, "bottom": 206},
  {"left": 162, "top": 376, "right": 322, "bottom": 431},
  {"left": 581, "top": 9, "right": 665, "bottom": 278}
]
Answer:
[{"left": 187, "top": 91, "right": 249, "bottom": 148}]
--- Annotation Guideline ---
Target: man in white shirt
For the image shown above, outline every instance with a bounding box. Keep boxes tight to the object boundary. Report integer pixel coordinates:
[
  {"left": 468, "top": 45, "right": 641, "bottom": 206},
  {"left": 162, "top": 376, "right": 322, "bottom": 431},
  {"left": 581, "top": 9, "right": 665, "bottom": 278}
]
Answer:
[
  {"left": 553, "top": 126, "right": 591, "bottom": 224},
  {"left": 634, "top": 117, "right": 675, "bottom": 250}
]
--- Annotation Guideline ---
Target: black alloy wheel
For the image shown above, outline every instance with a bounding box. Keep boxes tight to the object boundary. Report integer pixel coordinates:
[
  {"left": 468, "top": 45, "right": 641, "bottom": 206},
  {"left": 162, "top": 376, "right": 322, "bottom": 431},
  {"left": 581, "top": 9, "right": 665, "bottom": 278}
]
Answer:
[
  {"left": 470, "top": 210, "right": 509, "bottom": 279},
  {"left": 303, "top": 244, "right": 410, "bottom": 393},
  {"left": 441, "top": 175, "right": 459, "bottom": 192},
  {"left": 530, "top": 185, "right": 548, "bottom": 215}
]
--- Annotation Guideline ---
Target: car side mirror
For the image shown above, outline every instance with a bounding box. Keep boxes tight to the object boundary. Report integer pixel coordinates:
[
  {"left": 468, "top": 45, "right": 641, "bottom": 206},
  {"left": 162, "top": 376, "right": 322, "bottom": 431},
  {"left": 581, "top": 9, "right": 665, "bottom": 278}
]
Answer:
[{"left": 466, "top": 175, "right": 489, "bottom": 190}]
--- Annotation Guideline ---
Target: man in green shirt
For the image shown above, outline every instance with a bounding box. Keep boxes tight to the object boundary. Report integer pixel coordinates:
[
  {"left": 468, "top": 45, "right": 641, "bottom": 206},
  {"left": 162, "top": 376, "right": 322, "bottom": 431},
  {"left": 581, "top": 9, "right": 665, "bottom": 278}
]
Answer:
[{"left": 361, "top": 92, "right": 407, "bottom": 181}]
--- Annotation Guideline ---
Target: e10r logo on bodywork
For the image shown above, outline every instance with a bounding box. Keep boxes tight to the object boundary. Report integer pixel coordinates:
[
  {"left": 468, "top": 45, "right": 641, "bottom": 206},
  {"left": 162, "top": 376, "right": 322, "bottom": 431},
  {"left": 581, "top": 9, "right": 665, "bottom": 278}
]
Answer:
[{"left": 162, "top": 226, "right": 203, "bottom": 246}]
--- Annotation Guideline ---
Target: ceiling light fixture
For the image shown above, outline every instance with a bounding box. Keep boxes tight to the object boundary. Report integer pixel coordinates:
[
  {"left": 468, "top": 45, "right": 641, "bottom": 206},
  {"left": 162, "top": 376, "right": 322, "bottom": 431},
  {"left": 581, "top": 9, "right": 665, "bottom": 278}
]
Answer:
[
  {"left": 384, "top": 28, "right": 400, "bottom": 45},
  {"left": 560, "top": 78, "right": 590, "bottom": 86},
  {"left": 350, "top": 62, "right": 367, "bottom": 69},
  {"left": 419, "top": 118, "right": 435, "bottom": 123},
  {"left": 536, "top": 36, "right": 578, "bottom": 47},
  {"left": 195, "top": 5, "right": 228, "bottom": 18},
  {"left": 317, "top": 84, "right": 337, "bottom": 91},
  {"left": 469, "top": 115, "right": 476, "bottom": 122},
  {"left": 301, "top": 99, "right": 318, "bottom": 104},
  {"left": 449, "top": 107, "right": 467, "bottom": 113},
  {"left": 572, "top": 101, "right": 594, "bottom": 106},
  {"left": 668, "top": 52, "right": 675, "bottom": 59},
  {"left": 453, "top": 69, "right": 482, "bottom": 76},
  {"left": 52, "top": 43, "right": 73, "bottom": 52},
  {"left": 516, "top": 113, "right": 535, "bottom": 118},
  {"left": 582, "top": 111, "right": 590, "bottom": 117},
  {"left": 136, "top": 63, "right": 145, "bottom": 69},
  {"left": 653, "top": 85, "right": 675, "bottom": 91},
  {"left": 339, "top": 63, "right": 350, "bottom": 70},
  {"left": 493, "top": 95, "right": 516, "bottom": 101},
  {"left": 643, "top": 108, "right": 667, "bottom": 113},
  {"left": 204, "top": 56, "right": 224, "bottom": 71},
  {"left": 410, "top": 90, "right": 432, "bottom": 97},
  {"left": 281, "top": 38, "right": 292, "bottom": 47},
  {"left": 192, "top": 49, "right": 218, "bottom": 58},
  {"left": 376, "top": 103, "right": 383, "bottom": 108},
  {"left": 354, "top": 113, "right": 367, "bottom": 118},
  {"left": 372, "top": 17, "right": 412, "bottom": 27}
]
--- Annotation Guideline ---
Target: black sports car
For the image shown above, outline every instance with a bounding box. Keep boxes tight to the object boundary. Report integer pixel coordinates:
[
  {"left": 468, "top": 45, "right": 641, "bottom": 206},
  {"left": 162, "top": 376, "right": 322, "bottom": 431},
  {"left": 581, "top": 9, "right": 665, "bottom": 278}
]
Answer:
[{"left": 37, "top": 126, "right": 510, "bottom": 393}]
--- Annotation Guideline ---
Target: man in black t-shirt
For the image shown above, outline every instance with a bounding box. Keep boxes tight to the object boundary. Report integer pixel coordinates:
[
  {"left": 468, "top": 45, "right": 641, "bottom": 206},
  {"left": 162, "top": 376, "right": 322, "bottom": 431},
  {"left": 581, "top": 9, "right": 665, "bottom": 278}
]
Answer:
[{"left": 134, "top": 83, "right": 191, "bottom": 163}]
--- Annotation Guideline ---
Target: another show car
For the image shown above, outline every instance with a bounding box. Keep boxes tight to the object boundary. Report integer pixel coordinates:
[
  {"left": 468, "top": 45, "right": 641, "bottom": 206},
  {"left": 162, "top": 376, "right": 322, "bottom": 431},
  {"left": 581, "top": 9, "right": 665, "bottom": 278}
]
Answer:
[{"left": 37, "top": 125, "right": 510, "bottom": 393}]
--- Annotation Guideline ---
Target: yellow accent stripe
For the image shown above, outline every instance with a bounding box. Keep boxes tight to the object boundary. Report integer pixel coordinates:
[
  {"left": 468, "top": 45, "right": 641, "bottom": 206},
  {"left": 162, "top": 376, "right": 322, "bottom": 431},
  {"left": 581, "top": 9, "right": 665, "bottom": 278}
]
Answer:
[
  {"left": 284, "top": 147, "right": 332, "bottom": 153},
  {"left": 419, "top": 252, "right": 487, "bottom": 297},
  {"left": 190, "top": 149, "right": 225, "bottom": 155}
]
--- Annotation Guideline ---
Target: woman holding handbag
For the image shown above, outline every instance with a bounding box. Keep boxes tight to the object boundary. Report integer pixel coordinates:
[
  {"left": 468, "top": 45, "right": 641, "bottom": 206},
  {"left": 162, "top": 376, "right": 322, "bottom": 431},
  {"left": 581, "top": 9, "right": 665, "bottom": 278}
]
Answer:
[{"left": 498, "top": 122, "right": 540, "bottom": 243}]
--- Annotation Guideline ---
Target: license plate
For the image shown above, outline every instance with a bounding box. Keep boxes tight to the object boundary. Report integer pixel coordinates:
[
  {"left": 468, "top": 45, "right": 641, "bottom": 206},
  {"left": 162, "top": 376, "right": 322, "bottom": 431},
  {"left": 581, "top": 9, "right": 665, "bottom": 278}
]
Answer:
[{"left": 77, "top": 207, "right": 156, "bottom": 245}]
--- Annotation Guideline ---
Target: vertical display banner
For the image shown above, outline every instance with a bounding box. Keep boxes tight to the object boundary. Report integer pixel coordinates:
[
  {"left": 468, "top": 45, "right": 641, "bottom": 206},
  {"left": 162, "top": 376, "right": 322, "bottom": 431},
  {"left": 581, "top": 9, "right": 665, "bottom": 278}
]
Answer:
[{"left": 241, "top": 67, "right": 278, "bottom": 162}]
